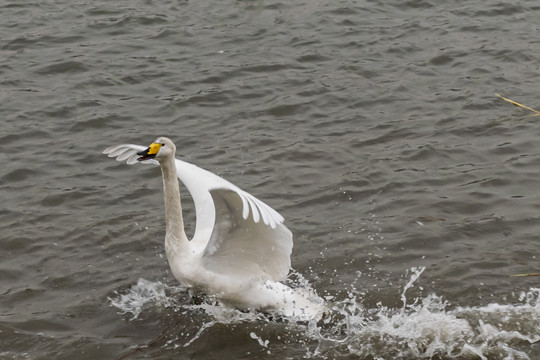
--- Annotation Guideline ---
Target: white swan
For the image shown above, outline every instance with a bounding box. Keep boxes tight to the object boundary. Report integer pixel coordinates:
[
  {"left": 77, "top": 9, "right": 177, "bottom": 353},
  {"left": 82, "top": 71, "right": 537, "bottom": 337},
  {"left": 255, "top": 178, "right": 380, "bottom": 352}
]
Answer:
[{"left": 104, "top": 137, "right": 324, "bottom": 320}]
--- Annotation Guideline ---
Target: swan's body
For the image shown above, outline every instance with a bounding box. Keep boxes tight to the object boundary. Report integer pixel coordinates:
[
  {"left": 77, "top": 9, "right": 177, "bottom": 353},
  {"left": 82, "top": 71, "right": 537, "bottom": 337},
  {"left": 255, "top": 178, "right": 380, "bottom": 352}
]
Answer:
[{"left": 104, "top": 137, "right": 324, "bottom": 320}]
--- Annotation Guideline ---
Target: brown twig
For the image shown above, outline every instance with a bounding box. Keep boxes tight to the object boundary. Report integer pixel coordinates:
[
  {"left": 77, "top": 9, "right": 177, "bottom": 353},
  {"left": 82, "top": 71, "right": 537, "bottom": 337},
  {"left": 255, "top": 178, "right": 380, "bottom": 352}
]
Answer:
[
  {"left": 510, "top": 273, "right": 540, "bottom": 277},
  {"left": 496, "top": 94, "right": 540, "bottom": 116}
]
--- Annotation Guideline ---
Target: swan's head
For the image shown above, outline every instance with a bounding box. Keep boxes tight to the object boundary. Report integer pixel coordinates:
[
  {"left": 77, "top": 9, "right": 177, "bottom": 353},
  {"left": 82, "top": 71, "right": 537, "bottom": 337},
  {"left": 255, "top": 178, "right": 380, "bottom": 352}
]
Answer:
[{"left": 137, "top": 137, "right": 176, "bottom": 162}]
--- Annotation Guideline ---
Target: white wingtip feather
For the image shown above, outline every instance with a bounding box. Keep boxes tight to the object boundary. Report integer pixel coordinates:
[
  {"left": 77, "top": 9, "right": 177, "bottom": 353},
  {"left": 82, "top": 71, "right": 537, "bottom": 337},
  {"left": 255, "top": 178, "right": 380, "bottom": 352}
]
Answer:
[
  {"left": 259, "top": 205, "right": 275, "bottom": 228},
  {"left": 240, "top": 194, "right": 250, "bottom": 220},
  {"left": 127, "top": 153, "right": 139, "bottom": 165},
  {"left": 103, "top": 145, "right": 121, "bottom": 155},
  {"left": 250, "top": 198, "right": 261, "bottom": 223},
  {"left": 117, "top": 150, "right": 134, "bottom": 161}
]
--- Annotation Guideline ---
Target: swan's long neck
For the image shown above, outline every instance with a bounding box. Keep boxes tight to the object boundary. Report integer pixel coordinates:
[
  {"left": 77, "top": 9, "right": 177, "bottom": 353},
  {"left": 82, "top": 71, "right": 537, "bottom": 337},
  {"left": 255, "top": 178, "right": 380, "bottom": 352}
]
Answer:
[{"left": 160, "top": 155, "right": 189, "bottom": 257}]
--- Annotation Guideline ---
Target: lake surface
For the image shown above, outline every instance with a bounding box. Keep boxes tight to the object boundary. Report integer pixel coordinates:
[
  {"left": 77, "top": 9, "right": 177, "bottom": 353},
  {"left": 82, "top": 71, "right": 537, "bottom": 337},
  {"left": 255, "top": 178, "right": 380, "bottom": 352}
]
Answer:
[{"left": 1, "top": 0, "right": 539, "bottom": 359}]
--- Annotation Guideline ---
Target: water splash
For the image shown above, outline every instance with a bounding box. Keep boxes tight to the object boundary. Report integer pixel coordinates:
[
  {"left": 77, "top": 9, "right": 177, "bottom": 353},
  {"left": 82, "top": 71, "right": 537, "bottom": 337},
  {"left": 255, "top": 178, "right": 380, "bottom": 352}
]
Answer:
[
  {"left": 110, "top": 272, "right": 539, "bottom": 359},
  {"left": 109, "top": 278, "right": 178, "bottom": 320},
  {"left": 308, "top": 273, "right": 539, "bottom": 359}
]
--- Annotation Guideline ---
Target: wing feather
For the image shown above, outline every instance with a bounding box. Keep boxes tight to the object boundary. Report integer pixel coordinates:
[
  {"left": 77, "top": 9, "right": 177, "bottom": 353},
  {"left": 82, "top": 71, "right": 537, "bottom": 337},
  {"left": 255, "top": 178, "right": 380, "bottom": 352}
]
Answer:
[
  {"left": 240, "top": 193, "right": 250, "bottom": 220},
  {"left": 249, "top": 196, "right": 261, "bottom": 223},
  {"left": 108, "top": 147, "right": 132, "bottom": 158},
  {"left": 259, "top": 204, "right": 274, "bottom": 228},
  {"left": 127, "top": 153, "right": 140, "bottom": 165},
  {"left": 117, "top": 149, "right": 135, "bottom": 161}
]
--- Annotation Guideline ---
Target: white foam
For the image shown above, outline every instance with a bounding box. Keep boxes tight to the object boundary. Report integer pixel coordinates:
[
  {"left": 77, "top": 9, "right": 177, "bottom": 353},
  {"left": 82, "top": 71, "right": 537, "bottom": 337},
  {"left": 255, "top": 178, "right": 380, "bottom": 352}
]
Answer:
[
  {"left": 109, "top": 278, "right": 179, "bottom": 320},
  {"left": 304, "top": 273, "right": 539, "bottom": 359},
  {"left": 109, "top": 274, "right": 539, "bottom": 359}
]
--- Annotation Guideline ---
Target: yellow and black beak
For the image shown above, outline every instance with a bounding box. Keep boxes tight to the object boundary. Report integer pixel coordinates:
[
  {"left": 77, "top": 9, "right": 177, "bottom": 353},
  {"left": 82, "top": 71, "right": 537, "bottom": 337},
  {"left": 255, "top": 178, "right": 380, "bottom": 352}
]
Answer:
[{"left": 137, "top": 142, "right": 162, "bottom": 161}]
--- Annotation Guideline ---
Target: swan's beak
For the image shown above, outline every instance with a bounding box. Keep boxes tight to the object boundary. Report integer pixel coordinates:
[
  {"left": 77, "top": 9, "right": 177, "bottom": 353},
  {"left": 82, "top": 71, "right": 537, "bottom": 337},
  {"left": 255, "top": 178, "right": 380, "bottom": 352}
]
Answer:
[{"left": 137, "top": 142, "right": 162, "bottom": 161}]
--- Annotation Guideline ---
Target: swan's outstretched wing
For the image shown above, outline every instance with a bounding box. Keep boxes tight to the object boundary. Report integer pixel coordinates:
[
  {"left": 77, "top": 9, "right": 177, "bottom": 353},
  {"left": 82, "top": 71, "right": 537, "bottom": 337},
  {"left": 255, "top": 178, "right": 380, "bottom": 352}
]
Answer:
[
  {"left": 103, "top": 144, "right": 158, "bottom": 165},
  {"left": 202, "top": 187, "right": 293, "bottom": 282},
  {"left": 171, "top": 160, "right": 294, "bottom": 282}
]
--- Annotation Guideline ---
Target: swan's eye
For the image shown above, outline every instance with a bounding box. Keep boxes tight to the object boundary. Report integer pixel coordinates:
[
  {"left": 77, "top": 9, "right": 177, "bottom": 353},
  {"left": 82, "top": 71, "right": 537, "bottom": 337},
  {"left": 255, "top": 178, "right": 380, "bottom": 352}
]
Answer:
[{"left": 161, "top": 143, "right": 165, "bottom": 146}]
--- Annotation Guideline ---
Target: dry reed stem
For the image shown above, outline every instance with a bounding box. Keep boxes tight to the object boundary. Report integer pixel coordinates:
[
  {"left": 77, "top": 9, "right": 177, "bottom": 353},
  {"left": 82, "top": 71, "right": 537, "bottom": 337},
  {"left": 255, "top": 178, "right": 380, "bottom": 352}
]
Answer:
[
  {"left": 496, "top": 94, "right": 540, "bottom": 116},
  {"left": 510, "top": 273, "right": 540, "bottom": 277}
]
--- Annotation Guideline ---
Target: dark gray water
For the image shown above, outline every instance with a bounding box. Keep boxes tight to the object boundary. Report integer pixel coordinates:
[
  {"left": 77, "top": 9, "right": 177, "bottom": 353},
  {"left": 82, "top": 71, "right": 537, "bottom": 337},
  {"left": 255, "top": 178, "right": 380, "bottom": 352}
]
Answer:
[{"left": 1, "top": 0, "right": 539, "bottom": 359}]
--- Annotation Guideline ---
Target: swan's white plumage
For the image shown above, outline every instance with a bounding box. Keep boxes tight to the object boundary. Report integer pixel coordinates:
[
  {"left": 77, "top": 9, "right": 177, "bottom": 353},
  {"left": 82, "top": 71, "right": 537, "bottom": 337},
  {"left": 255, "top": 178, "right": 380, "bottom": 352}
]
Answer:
[{"left": 103, "top": 140, "right": 323, "bottom": 320}]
